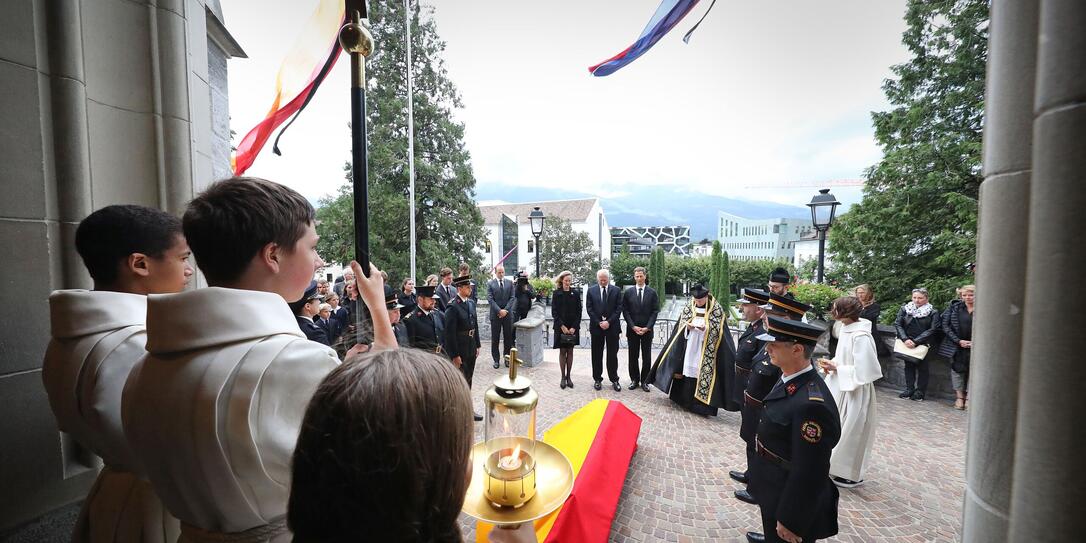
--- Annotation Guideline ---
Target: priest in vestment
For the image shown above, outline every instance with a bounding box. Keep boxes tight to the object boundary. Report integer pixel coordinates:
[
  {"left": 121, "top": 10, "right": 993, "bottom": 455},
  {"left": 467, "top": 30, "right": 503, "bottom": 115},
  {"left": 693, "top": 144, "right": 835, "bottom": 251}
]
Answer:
[
  {"left": 817, "top": 296, "right": 883, "bottom": 487},
  {"left": 649, "top": 284, "right": 737, "bottom": 416}
]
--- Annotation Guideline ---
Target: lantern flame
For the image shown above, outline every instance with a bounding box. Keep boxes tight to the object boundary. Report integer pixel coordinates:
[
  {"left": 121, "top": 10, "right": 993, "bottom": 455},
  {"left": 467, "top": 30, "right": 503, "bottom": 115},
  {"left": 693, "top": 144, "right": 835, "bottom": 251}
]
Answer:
[{"left": 510, "top": 443, "right": 521, "bottom": 459}]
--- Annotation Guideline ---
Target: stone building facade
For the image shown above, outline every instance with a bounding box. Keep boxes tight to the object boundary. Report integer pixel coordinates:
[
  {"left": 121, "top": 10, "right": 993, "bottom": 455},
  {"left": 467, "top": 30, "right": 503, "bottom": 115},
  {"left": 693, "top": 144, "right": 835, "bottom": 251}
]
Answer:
[{"left": 0, "top": 0, "right": 243, "bottom": 534}]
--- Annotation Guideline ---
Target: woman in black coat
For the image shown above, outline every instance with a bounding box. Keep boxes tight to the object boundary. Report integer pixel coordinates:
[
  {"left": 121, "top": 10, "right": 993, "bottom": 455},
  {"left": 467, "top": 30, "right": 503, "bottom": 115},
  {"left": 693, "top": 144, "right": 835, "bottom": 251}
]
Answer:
[
  {"left": 893, "top": 287, "right": 942, "bottom": 401},
  {"left": 551, "top": 270, "right": 582, "bottom": 390},
  {"left": 938, "top": 285, "right": 975, "bottom": 410}
]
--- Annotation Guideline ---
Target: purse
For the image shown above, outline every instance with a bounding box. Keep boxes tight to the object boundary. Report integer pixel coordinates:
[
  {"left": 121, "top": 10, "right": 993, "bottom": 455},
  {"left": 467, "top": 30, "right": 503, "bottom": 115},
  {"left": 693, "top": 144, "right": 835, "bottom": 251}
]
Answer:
[
  {"left": 559, "top": 333, "right": 577, "bottom": 346},
  {"left": 894, "top": 338, "right": 929, "bottom": 363}
]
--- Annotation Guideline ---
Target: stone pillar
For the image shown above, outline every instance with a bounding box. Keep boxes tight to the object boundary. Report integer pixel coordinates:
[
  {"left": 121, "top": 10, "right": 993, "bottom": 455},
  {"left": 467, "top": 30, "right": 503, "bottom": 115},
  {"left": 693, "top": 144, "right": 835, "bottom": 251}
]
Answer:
[
  {"left": 514, "top": 302, "right": 546, "bottom": 367},
  {"left": 962, "top": 1, "right": 1039, "bottom": 540},
  {"left": 1008, "top": 1, "right": 1086, "bottom": 540}
]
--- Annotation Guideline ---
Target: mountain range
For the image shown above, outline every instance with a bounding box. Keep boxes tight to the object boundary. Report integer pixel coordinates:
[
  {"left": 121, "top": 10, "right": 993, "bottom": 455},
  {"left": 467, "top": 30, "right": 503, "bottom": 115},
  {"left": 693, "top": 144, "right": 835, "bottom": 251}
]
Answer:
[{"left": 474, "top": 185, "right": 815, "bottom": 241}]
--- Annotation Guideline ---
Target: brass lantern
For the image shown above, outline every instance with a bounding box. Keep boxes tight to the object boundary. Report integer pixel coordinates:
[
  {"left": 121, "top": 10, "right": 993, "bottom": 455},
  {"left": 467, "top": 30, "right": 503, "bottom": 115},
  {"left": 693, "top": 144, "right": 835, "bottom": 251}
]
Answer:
[{"left": 483, "top": 348, "right": 538, "bottom": 508}]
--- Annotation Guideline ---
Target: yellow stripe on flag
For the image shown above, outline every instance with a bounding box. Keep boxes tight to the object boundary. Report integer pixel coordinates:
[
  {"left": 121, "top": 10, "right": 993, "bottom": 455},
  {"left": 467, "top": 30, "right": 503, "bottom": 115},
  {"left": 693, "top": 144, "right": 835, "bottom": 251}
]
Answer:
[{"left": 476, "top": 399, "right": 610, "bottom": 542}]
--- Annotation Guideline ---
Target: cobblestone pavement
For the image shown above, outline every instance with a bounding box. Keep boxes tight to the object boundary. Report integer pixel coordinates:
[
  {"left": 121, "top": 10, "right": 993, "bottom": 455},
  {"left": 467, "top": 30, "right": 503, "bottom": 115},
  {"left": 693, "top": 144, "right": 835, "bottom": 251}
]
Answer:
[{"left": 460, "top": 348, "right": 967, "bottom": 542}]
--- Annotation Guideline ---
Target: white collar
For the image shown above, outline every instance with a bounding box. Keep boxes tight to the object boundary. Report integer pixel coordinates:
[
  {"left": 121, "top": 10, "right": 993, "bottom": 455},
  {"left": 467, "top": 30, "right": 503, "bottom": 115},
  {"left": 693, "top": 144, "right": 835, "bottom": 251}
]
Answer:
[
  {"left": 49, "top": 289, "right": 147, "bottom": 338},
  {"left": 146, "top": 287, "right": 302, "bottom": 354},
  {"left": 781, "top": 364, "right": 815, "bottom": 384}
]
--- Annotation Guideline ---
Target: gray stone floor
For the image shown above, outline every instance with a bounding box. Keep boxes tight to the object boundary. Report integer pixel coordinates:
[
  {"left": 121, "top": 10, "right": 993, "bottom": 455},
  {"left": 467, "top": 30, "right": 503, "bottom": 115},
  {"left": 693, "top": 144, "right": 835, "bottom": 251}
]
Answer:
[{"left": 461, "top": 348, "right": 967, "bottom": 542}]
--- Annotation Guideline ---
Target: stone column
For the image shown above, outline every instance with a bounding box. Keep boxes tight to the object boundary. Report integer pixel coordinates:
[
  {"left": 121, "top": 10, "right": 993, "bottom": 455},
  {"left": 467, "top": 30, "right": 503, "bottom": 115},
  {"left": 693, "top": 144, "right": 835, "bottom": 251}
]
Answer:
[
  {"left": 962, "top": 1, "right": 1039, "bottom": 540},
  {"left": 1008, "top": 1, "right": 1086, "bottom": 540}
]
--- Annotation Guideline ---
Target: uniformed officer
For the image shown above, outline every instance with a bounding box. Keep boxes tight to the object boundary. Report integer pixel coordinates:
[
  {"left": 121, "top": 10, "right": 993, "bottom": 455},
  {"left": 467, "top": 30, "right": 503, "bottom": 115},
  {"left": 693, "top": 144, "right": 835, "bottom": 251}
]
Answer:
[
  {"left": 728, "top": 288, "right": 771, "bottom": 487},
  {"left": 290, "top": 280, "right": 330, "bottom": 346},
  {"left": 405, "top": 285, "right": 445, "bottom": 354},
  {"left": 735, "top": 293, "right": 812, "bottom": 506},
  {"left": 385, "top": 286, "right": 408, "bottom": 346},
  {"left": 746, "top": 316, "right": 840, "bottom": 543},
  {"left": 443, "top": 273, "right": 482, "bottom": 421}
]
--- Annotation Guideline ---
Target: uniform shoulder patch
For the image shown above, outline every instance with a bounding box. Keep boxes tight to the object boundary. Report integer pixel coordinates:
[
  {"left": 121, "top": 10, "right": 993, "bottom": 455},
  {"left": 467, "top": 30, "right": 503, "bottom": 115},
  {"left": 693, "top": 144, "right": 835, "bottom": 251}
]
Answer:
[
  {"left": 800, "top": 420, "right": 823, "bottom": 443},
  {"left": 807, "top": 381, "right": 825, "bottom": 402}
]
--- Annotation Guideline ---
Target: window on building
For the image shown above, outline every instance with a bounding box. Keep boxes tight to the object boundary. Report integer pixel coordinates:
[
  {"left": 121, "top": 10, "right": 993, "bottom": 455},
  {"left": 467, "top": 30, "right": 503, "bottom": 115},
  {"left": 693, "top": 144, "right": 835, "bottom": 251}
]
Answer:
[{"left": 527, "top": 240, "right": 535, "bottom": 253}]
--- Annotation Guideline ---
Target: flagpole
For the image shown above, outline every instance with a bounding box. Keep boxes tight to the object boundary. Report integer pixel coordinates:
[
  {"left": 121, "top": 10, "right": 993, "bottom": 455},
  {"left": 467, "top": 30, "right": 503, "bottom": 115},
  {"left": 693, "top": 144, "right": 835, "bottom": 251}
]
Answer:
[
  {"left": 340, "top": 1, "right": 374, "bottom": 342},
  {"left": 405, "top": 0, "right": 417, "bottom": 282}
]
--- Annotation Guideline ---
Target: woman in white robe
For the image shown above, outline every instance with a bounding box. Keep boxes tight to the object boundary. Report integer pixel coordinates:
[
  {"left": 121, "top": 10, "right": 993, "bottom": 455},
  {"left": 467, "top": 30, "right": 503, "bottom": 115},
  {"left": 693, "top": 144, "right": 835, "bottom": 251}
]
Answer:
[
  {"left": 42, "top": 290, "right": 180, "bottom": 543},
  {"left": 817, "top": 296, "right": 883, "bottom": 487}
]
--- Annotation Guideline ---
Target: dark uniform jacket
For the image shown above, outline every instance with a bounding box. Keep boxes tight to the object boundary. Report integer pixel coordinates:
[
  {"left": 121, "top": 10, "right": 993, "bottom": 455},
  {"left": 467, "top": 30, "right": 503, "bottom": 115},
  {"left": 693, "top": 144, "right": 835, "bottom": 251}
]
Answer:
[
  {"left": 443, "top": 298, "right": 480, "bottom": 359},
  {"left": 296, "top": 316, "right": 330, "bottom": 346},
  {"left": 733, "top": 320, "right": 766, "bottom": 410},
  {"left": 740, "top": 346, "right": 777, "bottom": 445},
  {"left": 405, "top": 308, "right": 446, "bottom": 353},
  {"left": 752, "top": 368, "right": 841, "bottom": 540},
  {"left": 393, "top": 322, "right": 408, "bottom": 347}
]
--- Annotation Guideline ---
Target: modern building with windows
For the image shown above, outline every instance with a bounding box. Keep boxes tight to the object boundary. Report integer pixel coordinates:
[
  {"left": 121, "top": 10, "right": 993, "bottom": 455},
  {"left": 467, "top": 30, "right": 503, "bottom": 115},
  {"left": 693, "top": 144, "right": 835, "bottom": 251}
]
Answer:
[
  {"left": 717, "top": 211, "right": 814, "bottom": 262},
  {"left": 610, "top": 226, "right": 692, "bottom": 257},
  {"left": 479, "top": 198, "right": 610, "bottom": 274}
]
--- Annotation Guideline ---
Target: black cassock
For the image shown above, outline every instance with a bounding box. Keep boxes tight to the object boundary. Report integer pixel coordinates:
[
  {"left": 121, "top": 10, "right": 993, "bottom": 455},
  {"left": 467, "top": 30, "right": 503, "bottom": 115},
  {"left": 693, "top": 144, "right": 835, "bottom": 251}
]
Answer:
[{"left": 648, "top": 298, "right": 737, "bottom": 416}]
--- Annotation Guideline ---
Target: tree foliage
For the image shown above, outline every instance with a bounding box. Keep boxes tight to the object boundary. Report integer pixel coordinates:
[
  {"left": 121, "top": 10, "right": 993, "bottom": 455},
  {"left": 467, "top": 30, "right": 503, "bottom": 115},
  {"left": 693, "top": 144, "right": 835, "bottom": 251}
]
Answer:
[
  {"left": 730, "top": 259, "right": 795, "bottom": 291},
  {"left": 709, "top": 241, "right": 722, "bottom": 299},
  {"left": 315, "top": 0, "right": 486, "bottom": 284},
  {"left": 610, "top": 242, "right": 646, "bottom": 287},
  {"left": 829, "top": 0, "right": 987, "bottom": 310},
  {"left": 720, "top": 250, "right": 731, "bottom": 305},
  {"left": 532, "top": 218, "right": 597, "bottom": 283},
  {"left": 650, "top": 248, "right": 666, "bottom": 309}
]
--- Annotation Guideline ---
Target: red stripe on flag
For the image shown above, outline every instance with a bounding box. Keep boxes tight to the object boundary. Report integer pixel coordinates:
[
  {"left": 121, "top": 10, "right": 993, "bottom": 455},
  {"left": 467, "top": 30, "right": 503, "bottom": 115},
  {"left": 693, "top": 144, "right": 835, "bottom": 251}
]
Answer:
[
  {"left": 543, "top": 401, "right": 642, "bottom": 542},
  {"left": 587, "top": 45, "right": 634, "bottom": 73}
]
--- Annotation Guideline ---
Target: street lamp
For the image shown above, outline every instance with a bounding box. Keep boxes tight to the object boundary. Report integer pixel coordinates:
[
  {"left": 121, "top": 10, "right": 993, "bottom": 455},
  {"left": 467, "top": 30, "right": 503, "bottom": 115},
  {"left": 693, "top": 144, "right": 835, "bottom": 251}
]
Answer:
[
  {"left": 528, "top": 206, "right": 545, "bottom": 278},
  {"left": 807, "top": 188, "right": 841, "bottom": 283},
  {"left": 484, "top": 238, "right": 493, "bottom": 275}
]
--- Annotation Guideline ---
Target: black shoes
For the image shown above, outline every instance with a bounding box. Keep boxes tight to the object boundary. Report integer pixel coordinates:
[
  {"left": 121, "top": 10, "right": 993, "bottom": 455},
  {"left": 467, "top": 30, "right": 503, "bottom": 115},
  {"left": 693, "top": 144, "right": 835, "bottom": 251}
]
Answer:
[
  {"left": 734, "top": 489, "right": 756, "bottom": 504},
  {"left": 567, "top": 378, "right": 574, "bottom": 389},
  {"left": 729, "top": 470, "right": 748, "bottom": 485},
  {"left": 560, "top": 377, "right": 567, "bottom": 390},
  {"left": 899, "top": 388, "right": 915, "bottom": 399},
  {"left": 641, "top": 383, "right": 650, "bottom": 392},
  {"left": 911, "top": 390, "right": 925, "bottom": 401},
  {"left": 493, "top": 361, "right": 500, "bottom": 369},
  {"left": 628, "top": 382, "right": 640, "bottom": 390},
  {"left": 612, "top": 381, "right": 621, "bottom": 392},
  {"left": 473, "top": 412, "right": 483, "bottom": 422},
  {"left": 593, "top": 380, "right": 602, "bottom": 391},
  {"left": 745, "top": 532, "right": 765, "bottom": 543},
  {"left": 832, "top": 476, "right": 864, "bottom": 488}
]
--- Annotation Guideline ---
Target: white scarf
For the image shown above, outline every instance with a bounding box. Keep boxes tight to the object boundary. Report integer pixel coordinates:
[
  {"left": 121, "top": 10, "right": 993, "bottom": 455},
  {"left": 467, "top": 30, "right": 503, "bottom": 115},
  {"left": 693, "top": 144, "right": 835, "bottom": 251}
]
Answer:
[{"left": 904, "top": 301, "right": 934, "bottom": 318}]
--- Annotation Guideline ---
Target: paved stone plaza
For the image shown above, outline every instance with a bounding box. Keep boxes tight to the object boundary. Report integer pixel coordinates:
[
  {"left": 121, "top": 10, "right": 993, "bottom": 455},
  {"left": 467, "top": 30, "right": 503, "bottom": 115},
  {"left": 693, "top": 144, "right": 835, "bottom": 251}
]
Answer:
[{"left": 461, "top": 348, "right": 967, "bottom": 542}]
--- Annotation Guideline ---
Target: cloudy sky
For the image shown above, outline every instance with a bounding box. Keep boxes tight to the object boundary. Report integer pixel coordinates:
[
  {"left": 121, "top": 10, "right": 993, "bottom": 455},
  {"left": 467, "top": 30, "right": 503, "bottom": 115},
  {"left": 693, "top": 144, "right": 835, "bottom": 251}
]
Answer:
[{"left": 223, "top": 0, "right": 910, "bottom": 208}]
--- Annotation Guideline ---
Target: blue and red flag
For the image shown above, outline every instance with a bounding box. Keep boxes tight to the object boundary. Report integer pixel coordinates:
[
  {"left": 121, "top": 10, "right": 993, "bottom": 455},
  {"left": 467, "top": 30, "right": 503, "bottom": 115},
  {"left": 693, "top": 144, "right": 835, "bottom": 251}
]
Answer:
[{"left": 588, "top": 0, "right": 718, "bottom": 77}]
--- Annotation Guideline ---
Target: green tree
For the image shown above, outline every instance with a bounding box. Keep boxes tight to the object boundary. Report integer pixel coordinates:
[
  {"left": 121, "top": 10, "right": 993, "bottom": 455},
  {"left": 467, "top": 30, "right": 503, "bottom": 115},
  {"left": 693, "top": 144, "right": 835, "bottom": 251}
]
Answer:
[
  {"left": 709, "top": 241, "right": 722, "bottom": 298},
  {"left": 731, "top": 259, "right": 793, "bottom": 291},
  {"left": 315, "top": 0, "right": 486, "bottom": 283},
  {"left": 720, "top": 250, "right": 731, "bottom": 305},
  {"left": 829, "top": 0, "right": 986, "bottom": 310},
  {"left": 650, "top": 248, "right": 666, "bottom": 308},
  {"left": 610, "top": 241, "right": 646, "bottom": 287},
  {"left": 532, "top": 218, "right": 596, "bottom": 282}
]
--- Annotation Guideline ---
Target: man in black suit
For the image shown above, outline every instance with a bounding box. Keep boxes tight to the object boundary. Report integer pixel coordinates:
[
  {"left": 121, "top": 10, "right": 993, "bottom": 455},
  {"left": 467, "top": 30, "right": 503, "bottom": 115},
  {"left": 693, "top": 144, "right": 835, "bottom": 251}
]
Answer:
[
  {"left": 436, "top": 267, "right": 456, "bottom": 312},
  {"left": 444, "top": 274, "right": 482, "bottom": 421},
  {"left": 487, "top": 264, "right": 516, "bottom": 369},
  {"left": 587, "top": 268, "right": 623, "bottom": 391},
  {"left": 622, "top": 266, "right": 659, "bottom": 391}
]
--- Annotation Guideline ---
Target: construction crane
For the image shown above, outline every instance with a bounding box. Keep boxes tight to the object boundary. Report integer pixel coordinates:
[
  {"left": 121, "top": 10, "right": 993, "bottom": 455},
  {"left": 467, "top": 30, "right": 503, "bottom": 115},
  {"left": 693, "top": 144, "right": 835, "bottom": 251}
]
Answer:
[{"left": 741, "top": 179, "right": 866, "bottom": 189}]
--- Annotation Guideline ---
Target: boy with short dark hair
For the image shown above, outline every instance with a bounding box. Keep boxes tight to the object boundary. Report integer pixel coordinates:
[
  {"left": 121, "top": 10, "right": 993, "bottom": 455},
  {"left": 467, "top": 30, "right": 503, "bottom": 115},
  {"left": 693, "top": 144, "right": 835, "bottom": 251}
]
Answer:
[
  {"left": 123, "top": 177, "right": 391, "bottom": 542},
  {"left": 43, "top": 204, "right": 193, "bottom": 542}
]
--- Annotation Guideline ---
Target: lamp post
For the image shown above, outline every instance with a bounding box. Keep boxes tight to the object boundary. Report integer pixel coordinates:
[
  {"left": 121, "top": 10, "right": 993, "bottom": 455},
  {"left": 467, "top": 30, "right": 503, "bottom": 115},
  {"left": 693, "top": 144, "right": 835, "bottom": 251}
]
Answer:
[
  {"left": 807, "top": 188, "right": 841, "bottom": 283},
  {"left": 528, "top": 207, "right": 545, "bottom": 278},
  {"left": 484, "top": 238, "right": 493, "bottom": 275}
]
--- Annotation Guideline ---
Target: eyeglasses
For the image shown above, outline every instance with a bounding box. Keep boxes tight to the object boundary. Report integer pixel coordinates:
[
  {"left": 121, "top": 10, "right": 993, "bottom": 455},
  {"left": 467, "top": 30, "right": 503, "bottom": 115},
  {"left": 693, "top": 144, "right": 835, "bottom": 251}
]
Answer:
[{"left": 912, "top": 288, "right": 929, "bottom": 295}]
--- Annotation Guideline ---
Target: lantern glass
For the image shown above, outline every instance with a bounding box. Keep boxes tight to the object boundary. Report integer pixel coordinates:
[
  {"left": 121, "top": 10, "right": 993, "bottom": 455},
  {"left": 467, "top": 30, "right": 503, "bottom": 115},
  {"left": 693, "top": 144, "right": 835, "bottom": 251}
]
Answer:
[
  {"left": 528, "top": 207, "right": 545, "bottom": 237},
  {"left": 807, "top": 189, "right": 841, "bottom": 230},
  {"left": 482, "top": 352, "right": 539, "bottom": 509}
]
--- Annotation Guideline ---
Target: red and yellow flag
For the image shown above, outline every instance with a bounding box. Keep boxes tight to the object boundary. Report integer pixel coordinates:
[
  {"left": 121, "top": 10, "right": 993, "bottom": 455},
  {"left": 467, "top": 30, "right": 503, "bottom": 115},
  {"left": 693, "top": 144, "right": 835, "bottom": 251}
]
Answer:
[
  {"left": 476, "top": 399, "right": 643, "bottom": 543},
  {"left": 232, "top": 0, "right": 344, "bottom": 175}
]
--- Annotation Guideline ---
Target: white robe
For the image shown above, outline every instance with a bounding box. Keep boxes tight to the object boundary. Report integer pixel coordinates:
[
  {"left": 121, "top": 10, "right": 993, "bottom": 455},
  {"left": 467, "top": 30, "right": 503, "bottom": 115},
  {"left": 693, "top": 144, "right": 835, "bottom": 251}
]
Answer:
[
  {"left": 42, "top": 290, "right": 179, "bottom": 543},
  {"left": 823, "top": 318, "right": 882, "bottom": 482},
  {"left": 122, "top": 287, "right": 339, "bottom": 543},
  {"left": 681, "top": 307, "right": 708, "bottom": 378}
]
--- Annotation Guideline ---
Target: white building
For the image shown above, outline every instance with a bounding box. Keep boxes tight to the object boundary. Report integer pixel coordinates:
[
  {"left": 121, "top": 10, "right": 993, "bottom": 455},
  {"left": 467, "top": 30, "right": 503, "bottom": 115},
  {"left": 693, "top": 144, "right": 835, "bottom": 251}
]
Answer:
[
  {"left": 717, "top": 211, "right": 814, "bottom": 262},
  {"left": 479, "top": 198, "right": 611, "bottom": 274},
  {"left": 691, "top": 241, "right": 714, "bottom": 258},
  {"left": 793, "top": 231, "right": 833, "bottom": 269}
]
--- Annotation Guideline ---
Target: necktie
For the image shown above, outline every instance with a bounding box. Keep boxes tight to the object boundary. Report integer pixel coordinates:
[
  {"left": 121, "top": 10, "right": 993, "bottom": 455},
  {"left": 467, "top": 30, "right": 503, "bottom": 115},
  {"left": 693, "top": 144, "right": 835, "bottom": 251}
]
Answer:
[{"left": 638, "top": 287, "right": 643, "bottom": 304}]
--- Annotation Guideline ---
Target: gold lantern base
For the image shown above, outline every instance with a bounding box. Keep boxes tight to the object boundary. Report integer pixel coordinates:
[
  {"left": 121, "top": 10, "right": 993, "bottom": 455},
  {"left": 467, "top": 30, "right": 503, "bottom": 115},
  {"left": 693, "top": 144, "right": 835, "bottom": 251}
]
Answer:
[{"left": 463, "top": 440, "right": 574, "bottom": 526}]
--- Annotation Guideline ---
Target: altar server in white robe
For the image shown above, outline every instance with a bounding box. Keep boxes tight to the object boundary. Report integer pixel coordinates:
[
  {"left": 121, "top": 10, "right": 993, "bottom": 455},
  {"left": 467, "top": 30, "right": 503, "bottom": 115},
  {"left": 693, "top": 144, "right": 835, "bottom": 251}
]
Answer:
[
  {"left": 817, "top": 295, "right": 883, "bottom": 487},
  {"left": 122, "top": 178, "right": 392, "bottom": 543},
  {"left": 43, "top": 205, "right": 194, "bottom": 542}
]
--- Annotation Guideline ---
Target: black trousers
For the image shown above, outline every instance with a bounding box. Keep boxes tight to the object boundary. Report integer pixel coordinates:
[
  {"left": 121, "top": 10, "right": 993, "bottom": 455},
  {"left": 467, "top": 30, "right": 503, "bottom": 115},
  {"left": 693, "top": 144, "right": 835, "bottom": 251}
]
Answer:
[
  {"left": 591, "top": 330, "right": 620, "bottom": 382},
  {"left": 491, "top": 316, "right": 513, "bottom": 364},
  {"left": 902, "top": 355, "right": 930, "bottom": 393},
  {"left": 759, "top": 508, "right": 817, "bottom": 542},
  {"left": 461, "top": 352, "right": 477, "bottom": 388},
  {"left": 627, "top": 332, "right": 653, "bottom": 384}
]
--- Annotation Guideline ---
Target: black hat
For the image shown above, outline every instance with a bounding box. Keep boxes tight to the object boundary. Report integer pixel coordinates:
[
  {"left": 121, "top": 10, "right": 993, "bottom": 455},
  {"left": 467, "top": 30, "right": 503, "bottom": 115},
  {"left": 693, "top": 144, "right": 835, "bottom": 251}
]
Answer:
[
  {"left": 689, "top": 284, "right": 710, "bottom": 299},
  {"left": 736, "top": 288, "right": 770, "bottom": 305},
  {"left": 756, "top": 315, "right": 825, "bottom": 346},
  {"left": 385, "top": 293, "right": 404, "bottom": 310},
  {"left": 760, "top": 292, "right": 811, "bottom": 320},
  {"left": 289, "top": 281, "right": 323, "bottom": 314},
  {"left": 769, "top": 267, "right": 791, "bottom": 285},
  {"left": 416, "top": 285, "right": 437, "bottom": 298},
  {"left": 452, "top": 274, "right": 472, "bottom": 287}
]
